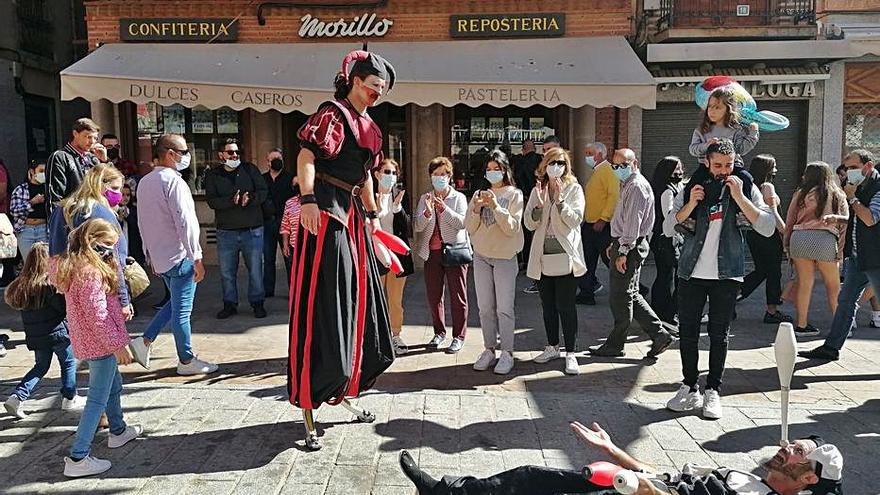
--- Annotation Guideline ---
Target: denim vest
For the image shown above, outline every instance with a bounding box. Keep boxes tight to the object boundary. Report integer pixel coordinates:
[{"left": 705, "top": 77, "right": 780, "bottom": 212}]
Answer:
[{"left": 678, "top": 195, "right": 746, "bottom": 280}]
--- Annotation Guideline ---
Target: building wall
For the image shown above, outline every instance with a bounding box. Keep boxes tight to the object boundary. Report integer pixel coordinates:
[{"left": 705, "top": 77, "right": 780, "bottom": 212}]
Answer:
[{"left": 84, "top": 0, "right": 632, "bottom": 48}]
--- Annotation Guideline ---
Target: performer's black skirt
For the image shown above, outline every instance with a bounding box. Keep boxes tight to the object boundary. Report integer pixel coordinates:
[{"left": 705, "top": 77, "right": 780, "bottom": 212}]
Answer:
[{"left": 287, "top": 205, "right": 394, "bottom": 409}]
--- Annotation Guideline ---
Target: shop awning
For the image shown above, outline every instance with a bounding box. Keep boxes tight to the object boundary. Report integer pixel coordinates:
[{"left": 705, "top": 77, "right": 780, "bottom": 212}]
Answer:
[{"left": 61, "top": 37, "right": 656, "bottom": 112}]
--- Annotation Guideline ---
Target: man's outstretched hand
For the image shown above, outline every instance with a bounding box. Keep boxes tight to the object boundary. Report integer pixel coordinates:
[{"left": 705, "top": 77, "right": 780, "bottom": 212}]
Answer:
[{"left": 570, "top": 421, "right": 614, "bottom": 453}]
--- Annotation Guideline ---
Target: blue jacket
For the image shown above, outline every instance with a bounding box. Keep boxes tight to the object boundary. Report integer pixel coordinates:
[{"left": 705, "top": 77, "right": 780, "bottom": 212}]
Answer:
[
  {"left": 20, "top": 291, "right": 70, "bottom": 351},
  {"left": 48, "top": 204, "right": 130, "bottom": 306}
]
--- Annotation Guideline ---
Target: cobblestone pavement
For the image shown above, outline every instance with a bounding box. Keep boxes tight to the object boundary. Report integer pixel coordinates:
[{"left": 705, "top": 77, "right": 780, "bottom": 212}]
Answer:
[{"left": 1, "top": 266, "right": 878, "bottom": 494}]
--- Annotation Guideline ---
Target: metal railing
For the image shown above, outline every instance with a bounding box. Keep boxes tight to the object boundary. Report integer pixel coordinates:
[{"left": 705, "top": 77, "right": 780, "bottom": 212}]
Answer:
[{"left": 657, "top": 0, "right": 815, "bottom": 30}]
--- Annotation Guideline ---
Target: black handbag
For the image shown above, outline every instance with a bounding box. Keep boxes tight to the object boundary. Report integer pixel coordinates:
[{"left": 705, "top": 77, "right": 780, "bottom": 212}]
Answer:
[{"left": 441, "top": 242, "right": 472, "bottom": 267}]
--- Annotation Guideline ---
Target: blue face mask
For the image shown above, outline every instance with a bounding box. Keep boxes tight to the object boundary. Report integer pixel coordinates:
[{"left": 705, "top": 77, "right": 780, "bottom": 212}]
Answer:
[
  {"left": 847, "top": 168, "right": 865, "bottom": 186},
  {"left": 485, "top": 170, "right": 505, "bottom": 184},
  {"left": 379, "top": 174, "right": 397, "bottom": 190},
  {"left": 613, "top": 164, "right": 632, "bottom": 182},
  {"left": 432, "top": 176, "right": 449, "bottom": 191},
  {"left": 585, "top": 156, "right": 596, "bottom": 169}
]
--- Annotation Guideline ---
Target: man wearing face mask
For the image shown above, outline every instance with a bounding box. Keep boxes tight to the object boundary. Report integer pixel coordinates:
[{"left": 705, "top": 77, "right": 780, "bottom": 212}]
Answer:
[
  {"left": 262, "top": 147, "right": 295, "bottom": 297},
  {"left": 577, "top": 142, "right": 616, "bottom": 305},
  {"left": 204, "top": 138, "right": 269, "bottom": 319},
  {"left": 800, "top": 149, "right": 880, "bottom": 362},
  {"left": 663, "top": 139, "right": 777, "bottom": 420},
  {"left": 588, "top": 149, "right": 676, "bottom": 359}
]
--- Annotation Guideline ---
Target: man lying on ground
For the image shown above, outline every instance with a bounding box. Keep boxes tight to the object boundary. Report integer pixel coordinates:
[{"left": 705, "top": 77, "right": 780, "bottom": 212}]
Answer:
[{"left": 399, "top": 421, "right": 843, "bottom": 495}]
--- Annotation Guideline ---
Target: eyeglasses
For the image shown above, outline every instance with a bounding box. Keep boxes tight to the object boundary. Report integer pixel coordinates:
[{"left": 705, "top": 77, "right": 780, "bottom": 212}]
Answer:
[
  {"left": 611, "top": 162, "right": 630, "bottom": 170},
  {"left": 379, "top": 170, "right": 396, "bottom": 175},
  {"left": 170, "top": 148, "right": 191, "bottom": 156},
  {"left": 223, "top": 149, "right": 240, "bottom": 156}
]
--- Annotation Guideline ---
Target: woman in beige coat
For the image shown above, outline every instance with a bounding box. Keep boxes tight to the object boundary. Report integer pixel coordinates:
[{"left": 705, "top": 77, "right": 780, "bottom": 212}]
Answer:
[{"left": 524, "top": 147, "right": 586, "bottom": 375}]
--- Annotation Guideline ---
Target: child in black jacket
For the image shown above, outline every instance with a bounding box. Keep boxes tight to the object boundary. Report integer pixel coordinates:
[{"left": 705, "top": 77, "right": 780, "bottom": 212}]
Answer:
[{"left": 3, "top": 242, "right": 83, "bottom": 419}]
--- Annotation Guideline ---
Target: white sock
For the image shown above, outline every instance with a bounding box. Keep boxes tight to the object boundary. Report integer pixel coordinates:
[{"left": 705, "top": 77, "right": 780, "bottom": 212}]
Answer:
[{"left": 872, "top": 310, "right": 880, "bottom": 322}]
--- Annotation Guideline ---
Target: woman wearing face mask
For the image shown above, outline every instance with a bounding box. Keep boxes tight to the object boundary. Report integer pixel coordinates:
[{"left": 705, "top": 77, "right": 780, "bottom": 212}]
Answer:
[
  {"left": 650, "top": 156, "right": 685, "bottom": 326},
  {"left": 738, "top": 154, "right": 792, "bottom": 324},
  {"left": 524, "top": 147, "right": 586, "bottom": 375},
  {"left": 9, "top": 160, "right": 49, "bottom": 259},
  {"left": 465, "top": 150, "right": 524, "bottom": 375},
  {"left": 47, "top": 163, "right": 132, "bottom": 321},
  {"left": 414, "top": 156, "right": 470, "bottom": 354},
  {"left": 373, "top": 158, "right": 414, "bottom": 356}
]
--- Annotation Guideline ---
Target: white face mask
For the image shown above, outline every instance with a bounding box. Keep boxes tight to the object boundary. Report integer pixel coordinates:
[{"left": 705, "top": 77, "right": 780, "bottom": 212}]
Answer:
[
  {"left": 176, "top": 154, "right": 192, "bottom": 171},
  {"left": 547, "top": 164, "right": 565, "bottom": 178},
  {"left": 432, "top": 176, "right": 450, "bottom": 191},
  {"left": 225, "top": 159, "right": 241, "bottom": 169},
  {"left": 847, "top": 168, "right": 865, "bottom": 186},
  {"left": 34, "top": 172, "right": 46, "bottom": 184}
]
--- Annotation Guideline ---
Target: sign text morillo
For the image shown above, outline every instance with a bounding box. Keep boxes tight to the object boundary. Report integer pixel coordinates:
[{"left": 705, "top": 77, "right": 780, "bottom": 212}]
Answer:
[{"left": 299, "top": 13, "right": 393, "bottom": 38}]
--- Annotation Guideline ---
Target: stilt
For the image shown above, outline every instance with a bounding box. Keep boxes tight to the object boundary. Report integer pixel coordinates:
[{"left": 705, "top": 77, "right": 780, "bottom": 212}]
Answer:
[
  {"left": 302, "top": 409, "right": 322, "bottom": 451},
  {"left": 341, "top": 398, "right": 376, "bottom": 423}
]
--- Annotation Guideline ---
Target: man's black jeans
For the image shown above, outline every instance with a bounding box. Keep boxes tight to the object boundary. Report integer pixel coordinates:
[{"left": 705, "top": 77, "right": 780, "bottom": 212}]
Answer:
[
  {"left": 436, "top": 465, "right": 617, "bottom": 494},
  {"left": 578, "top": 222, "right": 612, "bottom": 294},
  {"left": 678, "top": 277, "right": 740, "bottom": 391}
]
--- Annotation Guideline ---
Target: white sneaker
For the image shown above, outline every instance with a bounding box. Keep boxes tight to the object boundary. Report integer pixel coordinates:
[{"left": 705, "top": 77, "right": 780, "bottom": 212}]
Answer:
[
  {"left": 666, "top": 384, "right": 704, "bottom": 412},
  {"left": 177, "top": 357, "right": 219, "bottom": 376},
  {"left": 563, "top": 353, "right": 580, "bottom": 375},
  {"left": 108, "top": 424, "right": 143, "bottom": 448},
  {"left": 63, "top": 455, "right": 112, "bottom": 478},
  {"left": 391, "top": 336, "right": 409, "bottom": 356},
  {"left": 129, "top": 337, "right": 151, "bottom": 369},
  {"left": 473, "top": 349, "right": 497, "bottom": 371},
  {"left": 61, "top": 395, "right": 87, "bottom": 412},
  {"left": 533, "top": 345, "right": 561, "bottom": 364},
  {"left": 0, "top": 343, "right": 7, "bottom": 357},
  {"left": 427, "top": 334, "right": 446, "bottom": 347},
  {"left": 702, "top": 389, "right": 723, "bottom": 419},
  {"left": 4, "top": 396, "right": 27, "bottom": 419},
  {"left": 494, "top": 351, "right": 514, "bottom": 375}
]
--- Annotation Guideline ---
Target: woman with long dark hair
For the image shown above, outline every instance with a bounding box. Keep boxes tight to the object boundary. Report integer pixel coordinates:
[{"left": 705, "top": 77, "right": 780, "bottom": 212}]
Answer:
[
  {"left": 784, "top": 161, "right": 849, "bottom": 336},
  {"left": 738, "top": 154, "right": 792, "bottom": 324},
  {"left": 290, "top": 50, "right": 396, "bottom": 450},
  {"left": 650, "top": 156, "right": 684, "bottom": 326}
]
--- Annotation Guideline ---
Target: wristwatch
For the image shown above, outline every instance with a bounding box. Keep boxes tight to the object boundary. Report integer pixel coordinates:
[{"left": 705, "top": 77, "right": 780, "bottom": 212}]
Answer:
[{"left": 849, "top": 197, "right": 860, "bottom": 207}]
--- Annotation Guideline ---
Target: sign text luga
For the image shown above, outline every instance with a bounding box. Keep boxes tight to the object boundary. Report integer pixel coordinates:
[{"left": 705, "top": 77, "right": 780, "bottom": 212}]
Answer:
[{"left": 299, "top": 13, "right": 392, "bottom": 38}]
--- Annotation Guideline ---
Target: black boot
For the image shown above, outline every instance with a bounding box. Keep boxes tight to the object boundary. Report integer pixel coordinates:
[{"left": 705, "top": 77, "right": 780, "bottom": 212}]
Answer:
[
  {"left": 399, "top": 450, "right": 440, "bottom": 494},
  {"left": 253, "top": 303, "right": 267, "bottom": 319},
  {"left": 216, "top": 304, "right": 237, "bottom": 319}
]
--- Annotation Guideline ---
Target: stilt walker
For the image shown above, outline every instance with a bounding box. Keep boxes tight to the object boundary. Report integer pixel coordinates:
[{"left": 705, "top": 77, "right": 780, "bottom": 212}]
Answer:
[{"left": 289, "top": 50, "right": 397, "bottom": 450}]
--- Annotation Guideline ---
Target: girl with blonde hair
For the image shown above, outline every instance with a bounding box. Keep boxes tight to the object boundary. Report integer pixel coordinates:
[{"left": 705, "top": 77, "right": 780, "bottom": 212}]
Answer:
[
  {"left": 53, "top": 219, "right": 142, "bottom": 478},
  {"left": 48, "top": 163, "right": 132, "bottom": 319},
  {"left": 524, "top": 147, "right": 587, "bottom": 375}
]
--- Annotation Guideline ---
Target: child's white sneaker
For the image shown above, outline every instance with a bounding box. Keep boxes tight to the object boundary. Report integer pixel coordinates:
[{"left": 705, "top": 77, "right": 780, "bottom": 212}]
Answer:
[
  {"left": 4, "top": 396, "right": 27, "bottom": 419},
  {"left": 108, "top": 424, "right": 143, "bottom": 449},
  {"left": 63, "top": 455, "right": 112, "bottom": 478},
  {"left": 129, "top": 337, "right": 151, "bottom": 369},
  {"left": 61, "top": 395, "right": 87, "bottom": 412}
]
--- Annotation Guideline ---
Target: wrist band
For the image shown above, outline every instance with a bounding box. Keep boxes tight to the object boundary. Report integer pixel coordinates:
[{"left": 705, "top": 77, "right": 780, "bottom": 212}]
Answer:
[
  {"left": 301, "top": 194, "right": 317, "bottom": 205},
  {"left": 365, "top": 210, "right": 378, "bottom": 219}
]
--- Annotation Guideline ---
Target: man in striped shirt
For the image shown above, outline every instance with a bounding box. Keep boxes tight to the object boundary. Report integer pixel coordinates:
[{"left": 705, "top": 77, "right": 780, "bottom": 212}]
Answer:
[{"left": 589, "top": 149, "right": 675, "bottom": 359}]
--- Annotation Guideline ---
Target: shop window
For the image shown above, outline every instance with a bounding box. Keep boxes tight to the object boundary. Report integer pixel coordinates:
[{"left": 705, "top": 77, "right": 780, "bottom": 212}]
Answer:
[
  {"left": 844, "top": 103, "right": 880, "bottom": 157},
  {"left": 136, "top": 103, "right": 242, "bottom": 194},
  {"left": 451, "top": 105, "right": 554, "bottom": 194}
]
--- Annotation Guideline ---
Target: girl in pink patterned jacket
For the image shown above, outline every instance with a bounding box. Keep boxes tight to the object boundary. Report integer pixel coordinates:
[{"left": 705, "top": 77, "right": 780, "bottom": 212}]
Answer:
[{"left": 52, "top": 218, "right": 142, "bottom": 478}]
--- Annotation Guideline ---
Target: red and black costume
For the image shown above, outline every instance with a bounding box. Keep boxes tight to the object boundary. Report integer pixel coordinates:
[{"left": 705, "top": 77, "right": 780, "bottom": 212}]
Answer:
[{"left": 288, "top": 52, "right": 396, "bottom": 410}]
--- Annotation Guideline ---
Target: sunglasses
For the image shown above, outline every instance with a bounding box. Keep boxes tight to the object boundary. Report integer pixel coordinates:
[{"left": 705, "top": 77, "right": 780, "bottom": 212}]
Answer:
[
  {"left": 379, "top": 169, "right": 396, "bottom": 175},
  {"left": 611, "top": 162, "right": 630, "bottom": 170},
  {"left": 549, "top": 160, "right": 567, "bottom": 167},
  {"left": 223, "top": 149, "right": 240, "bottom": 156},
  {"left": 171, "top": 148, "right": 191, "bottom": 156}
]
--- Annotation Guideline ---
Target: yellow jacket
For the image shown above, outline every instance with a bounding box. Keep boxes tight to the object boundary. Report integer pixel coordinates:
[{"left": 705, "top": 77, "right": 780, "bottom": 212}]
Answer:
[{"left": 583, "top": 161, "right": 620, "bottom": 223}]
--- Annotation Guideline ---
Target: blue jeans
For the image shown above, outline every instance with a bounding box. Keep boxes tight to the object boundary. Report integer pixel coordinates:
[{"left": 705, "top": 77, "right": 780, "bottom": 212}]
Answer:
[
  {"left": 216, "top": 227, "right": 265, "bottom": 306},
  {"left": 143, "top": 259, "right": 196, "bottom": 362},
  {"left": 263, "top": 219, "right": 292, "bottom": 296},
  {"left": 825, "top": 257, "right": 880, "bottom": 351},
  {"left": 16, "top": 223, "right": 49, "bottom": 260},
  {"left": 13, "top": 340, "right": 77, "bottom": 401},
  {"left": 70, "top": 354, "right": 126, "bottom": 459}
]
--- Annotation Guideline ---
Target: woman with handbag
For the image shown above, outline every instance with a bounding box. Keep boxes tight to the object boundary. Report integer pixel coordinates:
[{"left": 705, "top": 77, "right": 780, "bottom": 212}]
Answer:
[
  {"left": 374, "top": 158, "right": 414, "bottom": 356},
  {"left": 524, "top": 148, "right": 587, "bottom": 375},
  {"left": 413, "top": 156, "right": 470, "bottom": 354},
  {"left": 465, "top": 150, "right": 524, "bottom": 375},
  {"left": 784, "top": 161, "right": 849, "bottom": 336}
]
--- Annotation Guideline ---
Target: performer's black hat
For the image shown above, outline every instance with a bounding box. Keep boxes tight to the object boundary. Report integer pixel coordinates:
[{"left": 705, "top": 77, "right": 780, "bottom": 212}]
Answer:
[{"left": 341, "top": 50, "right": 396, "bottom": 91}]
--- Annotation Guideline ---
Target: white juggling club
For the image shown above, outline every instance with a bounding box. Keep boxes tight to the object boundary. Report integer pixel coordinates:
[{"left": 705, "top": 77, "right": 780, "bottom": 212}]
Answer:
[{"left": 774, "top": 322, "right": 797, "bottom": 445}]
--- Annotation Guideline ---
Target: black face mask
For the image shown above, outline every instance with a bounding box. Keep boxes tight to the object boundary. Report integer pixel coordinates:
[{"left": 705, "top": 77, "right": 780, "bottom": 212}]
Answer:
[
  {"left": 107, "top": 148, "right": 120, "bottom": 161},
  {"left": 270, "top": 158, "right": 284, "bottom": 171},
  {"left": 703, "top": 176, "right": 728, "bottom": 205},
  {"left": 93, "top": 244, "right": 114, "bottom": 259},
  {"left": 670, "top": 175, "right": 683, "bottom": 184}
]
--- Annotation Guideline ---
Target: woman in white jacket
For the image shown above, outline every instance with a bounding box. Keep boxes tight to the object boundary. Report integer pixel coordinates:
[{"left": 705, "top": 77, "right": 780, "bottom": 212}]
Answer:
[
  {"left": 465, "top": 150, "right": 524, "bottom": 375},
  {"left": 413, "top": 157, "right": 470, "bottom": 354},
  {"left": 524, "top": 147, "right": 587, "bottom": 375}
]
